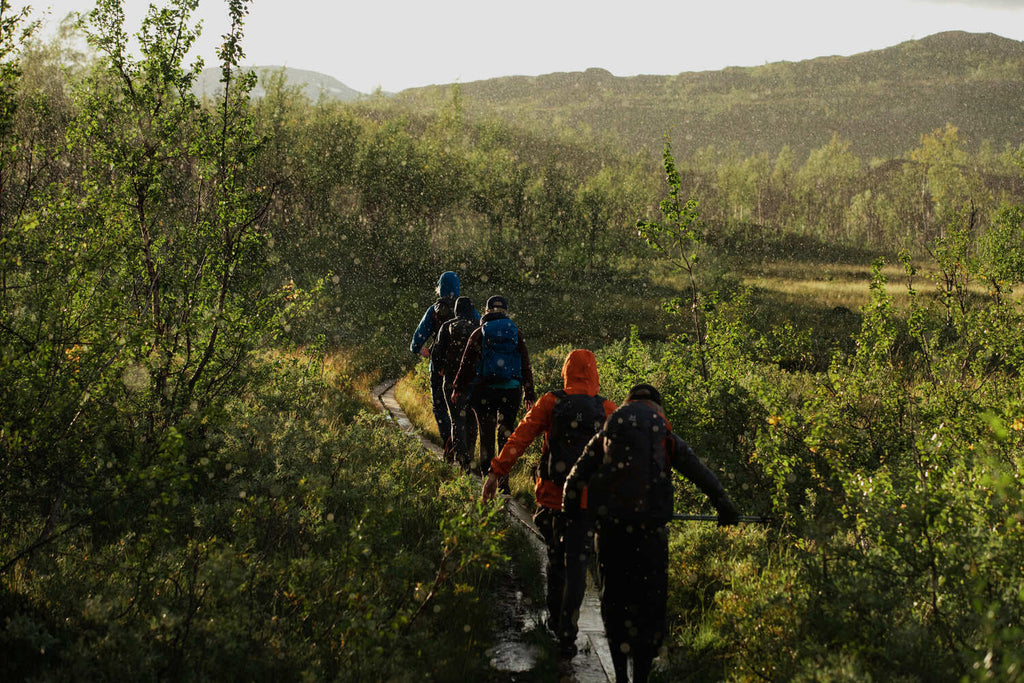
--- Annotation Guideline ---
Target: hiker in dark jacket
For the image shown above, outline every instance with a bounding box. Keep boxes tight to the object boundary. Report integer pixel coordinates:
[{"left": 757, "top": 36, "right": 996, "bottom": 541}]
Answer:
[
  {"left": 433, "top": 296, "right": 479, "bottom": 469},
  {"left": 563, "top": 383, "right": 739, "bottom": 683},
  {"left": 410, "top": 272, "right": 479, "bottom": 448},
  {"left": 451, "top": 295, "right": 535, "bottom": 484},
  {"left": 483, "top": 349, "right": 616, "bottom": 659}
]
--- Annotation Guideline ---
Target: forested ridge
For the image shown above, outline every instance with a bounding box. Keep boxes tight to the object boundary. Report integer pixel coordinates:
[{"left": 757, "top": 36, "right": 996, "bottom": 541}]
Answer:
[
  {"left": 2, "top": 1, "right": 1024, "bottom": 681},
  {"left": 399, "top": 30, "right": 1024, "bottom": 160}
]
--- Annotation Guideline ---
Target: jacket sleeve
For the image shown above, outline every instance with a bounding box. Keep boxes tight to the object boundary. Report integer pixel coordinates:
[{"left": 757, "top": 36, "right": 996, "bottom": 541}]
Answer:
[
  {"left": 562, "top": 432, "right": 604, "bottom": 514},
  {"left": 410, "top": 306, "right": 436, "bottom": 355},
  {"left": 516, "top": 334, "right": 536, "bottom": 403},
  {"left": 601, "top": 399, "right": 617, "bottom": 420},
  {"left": 491, "top": 392, "right": 555, "bottom": 477},
  {"left": 667, "top": 433, "right": 738, "bottom": 520},
  {"left": 451, "top": 329, "right": 482, "bottom": 401}
]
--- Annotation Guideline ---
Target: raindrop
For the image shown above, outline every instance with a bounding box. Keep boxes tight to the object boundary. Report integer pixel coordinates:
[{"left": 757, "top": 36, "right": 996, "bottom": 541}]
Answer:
[{"left": 122, "top": 364, "right": 150, "bottom": 393}]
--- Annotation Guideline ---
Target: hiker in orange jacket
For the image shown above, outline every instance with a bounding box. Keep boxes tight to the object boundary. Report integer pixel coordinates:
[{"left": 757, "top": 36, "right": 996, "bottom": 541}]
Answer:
[{"left": 482, "top": 349, "right": 616, "bottom": 659}]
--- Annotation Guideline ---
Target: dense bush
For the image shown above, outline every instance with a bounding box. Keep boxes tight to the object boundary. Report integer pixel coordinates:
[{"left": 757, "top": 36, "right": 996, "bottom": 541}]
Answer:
[
  {"left": 577, "top": 146, "right": 1024, "bottom": 682},
  {"left": 0, "top": 3, "right": 512, "bottom": 680},
  {"left": 2, "top": 352, "right": 513, "bottom": 680}
]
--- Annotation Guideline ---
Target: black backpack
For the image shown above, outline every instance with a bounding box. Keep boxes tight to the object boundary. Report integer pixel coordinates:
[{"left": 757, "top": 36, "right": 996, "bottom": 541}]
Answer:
[
  {"left": 542, "top": 390, "right": 606, "bottom": 485},
  {"left": 586, "top": 401, "right": 674, "bottom": 524},
  {"left": 442, "top": 317, "right": 477, "bottom": 378},
  {"left": 433, "top": 295, "right": 456, "bottom": 329}
]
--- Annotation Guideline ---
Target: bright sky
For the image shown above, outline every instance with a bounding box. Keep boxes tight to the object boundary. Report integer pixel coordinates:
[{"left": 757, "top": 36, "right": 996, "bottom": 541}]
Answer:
[{"left": 15, "top": 0, "right": 1024, "bottom": 94}]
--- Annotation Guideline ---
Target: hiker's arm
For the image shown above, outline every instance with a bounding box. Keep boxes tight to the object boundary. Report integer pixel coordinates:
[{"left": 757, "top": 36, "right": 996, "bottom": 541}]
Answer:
[
  {"left": 484, "top": 394, "right": 556, "bottom": 503},
  {"left": 562, "top": 433, "right": 603, "bottom": 515},
  {"left": 516, "top": 335, "right": 536, "bottom": 404},
  {"left": 491, "top": 393, "right": 555, "bottom": 477},
  {"left": 668, "top": 434, "right": 739, "bottom": 525},
  {"left": 410, "top": 307, "right": 435, "bottom": 355}
]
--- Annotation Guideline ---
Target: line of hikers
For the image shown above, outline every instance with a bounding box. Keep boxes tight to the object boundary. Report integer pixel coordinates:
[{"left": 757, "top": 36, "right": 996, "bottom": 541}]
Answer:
[{"left": 410, "top": 271, "right": 739, "bottom": 683}]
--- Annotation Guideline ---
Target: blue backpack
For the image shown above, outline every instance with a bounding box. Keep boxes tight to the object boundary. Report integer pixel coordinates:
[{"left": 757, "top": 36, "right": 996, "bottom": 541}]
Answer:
[{"left": 478, "top": 317, "right": 522, "bottom": 382}]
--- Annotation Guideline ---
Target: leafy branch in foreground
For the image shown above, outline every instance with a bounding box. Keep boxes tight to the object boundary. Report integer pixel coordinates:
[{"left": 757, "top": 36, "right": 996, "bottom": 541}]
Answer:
[
  {"left": 0, "top": 0, "right": 302, "bottom": 585},
  {"left": 637, "top": 138, "right": 709, "bottom": 379}
]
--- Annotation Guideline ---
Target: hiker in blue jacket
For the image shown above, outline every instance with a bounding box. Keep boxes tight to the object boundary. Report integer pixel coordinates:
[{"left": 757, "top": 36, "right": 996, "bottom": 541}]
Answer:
[{"left": 410, "top": 272, "right": 479, "bottom": 447}]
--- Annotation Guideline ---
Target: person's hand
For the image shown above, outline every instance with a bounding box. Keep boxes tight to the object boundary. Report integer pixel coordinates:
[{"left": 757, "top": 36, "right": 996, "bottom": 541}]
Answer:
[
  {"left": 717, "top": 504, "right": 740, "bottom": 527},
  {"left": 482, "top": 472, "right": 500, "bottom": 503},
  {"left": 523, "top": 399, "right": 534, "bottom": 413},
  {"left": 419, "top": 347, "right": 431, "bottom": 359}
]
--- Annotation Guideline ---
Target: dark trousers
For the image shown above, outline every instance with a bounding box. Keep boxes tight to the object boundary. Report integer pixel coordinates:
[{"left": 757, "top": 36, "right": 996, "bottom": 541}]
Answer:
[
  {"left": 534, "top": 507, "right": 594, "bottom": 648},
  {"left": 595, "top": 522, "right": 669, "bottom": 683},
  {"left": 430, "top": 370, "right": 452, "bottom": 448},
  {"left": 444, "top": 380, "right": 477, "bottom": 471},
  {"left": 471, "top": 384, "right": 522, "bottom": 476}
]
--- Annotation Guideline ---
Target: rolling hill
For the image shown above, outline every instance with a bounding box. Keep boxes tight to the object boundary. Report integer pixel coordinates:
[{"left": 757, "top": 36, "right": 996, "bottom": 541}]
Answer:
[
  {"left": 394, "top": 31, "right": 1024, "bottom": 160},
  {"left": 194, "top": 65, "right": 365, "bottom": 103}
]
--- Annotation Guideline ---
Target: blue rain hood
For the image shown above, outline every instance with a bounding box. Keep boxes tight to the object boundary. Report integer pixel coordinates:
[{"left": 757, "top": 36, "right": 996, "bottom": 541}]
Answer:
[{"left": 437, "top": 272, "right": 460, "bottom": 299}]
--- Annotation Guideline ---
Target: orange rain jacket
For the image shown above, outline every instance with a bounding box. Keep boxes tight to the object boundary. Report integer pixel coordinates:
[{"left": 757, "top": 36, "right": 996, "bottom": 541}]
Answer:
[{"left": 490, "top": 349, "right": 617, "bottom": 511}]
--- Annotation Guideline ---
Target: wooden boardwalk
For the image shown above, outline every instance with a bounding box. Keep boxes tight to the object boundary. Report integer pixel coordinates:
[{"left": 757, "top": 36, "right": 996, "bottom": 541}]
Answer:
[{"left": 373, "top": 381, "right": 613, "bottom": 682}]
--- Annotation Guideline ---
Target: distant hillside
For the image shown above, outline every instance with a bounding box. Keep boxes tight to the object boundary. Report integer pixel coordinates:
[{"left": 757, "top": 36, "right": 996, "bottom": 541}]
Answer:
[
  {"left": 396, "top": 31, "right": 1024, "bottom": 160},
  {"left": 194, "top": 66, "right": 364, "bottom": 102}
]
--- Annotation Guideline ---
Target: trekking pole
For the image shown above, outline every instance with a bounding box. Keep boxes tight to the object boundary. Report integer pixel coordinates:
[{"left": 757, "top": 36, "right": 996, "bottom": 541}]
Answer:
[{"left": 672, "top": 514, "right": 771, "bottom": 524}]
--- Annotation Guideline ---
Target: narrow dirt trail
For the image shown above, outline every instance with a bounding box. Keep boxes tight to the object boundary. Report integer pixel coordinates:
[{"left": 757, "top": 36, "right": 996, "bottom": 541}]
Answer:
[{"left": 372, "top": 380, "right": 613, "bottom": 682}]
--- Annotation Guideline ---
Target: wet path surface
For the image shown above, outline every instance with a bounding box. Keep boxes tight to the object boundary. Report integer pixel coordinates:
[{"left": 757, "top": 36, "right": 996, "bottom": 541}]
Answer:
[{"left": 373, "top": 381, "right": 612, "bottom": 682}]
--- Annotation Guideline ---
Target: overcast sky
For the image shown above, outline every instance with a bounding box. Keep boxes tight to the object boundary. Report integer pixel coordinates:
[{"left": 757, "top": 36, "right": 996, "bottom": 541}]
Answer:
[{"left": 15, "top": 0, "right": 1024, "bottom": 93}]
